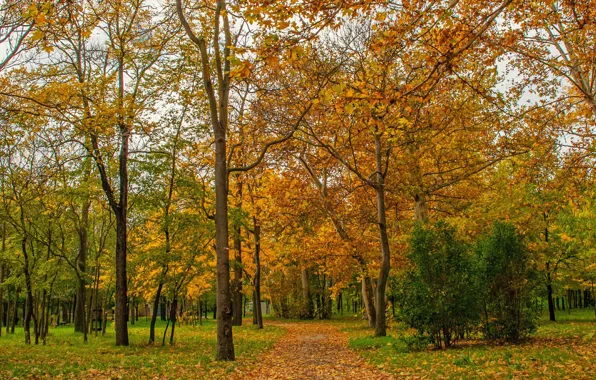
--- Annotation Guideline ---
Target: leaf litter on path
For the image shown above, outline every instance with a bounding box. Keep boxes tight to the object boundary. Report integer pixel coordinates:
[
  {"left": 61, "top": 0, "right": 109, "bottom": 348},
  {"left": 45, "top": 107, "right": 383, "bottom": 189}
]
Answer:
[{"left": 231, "top": 321, "right": 392, "bottom": 380}]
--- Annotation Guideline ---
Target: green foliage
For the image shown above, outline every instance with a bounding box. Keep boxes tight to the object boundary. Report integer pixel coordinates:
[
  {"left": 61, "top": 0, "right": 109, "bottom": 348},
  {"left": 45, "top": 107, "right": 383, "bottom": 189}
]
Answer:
[
  {"left": 396, "top": 221, "right": 481, "bottom": 348},
  {"left": 477, "top": 221, "right": 540, "bottom": 343},
  {"left": 345, "top": 309, "right": 596, "bottom": 378}
]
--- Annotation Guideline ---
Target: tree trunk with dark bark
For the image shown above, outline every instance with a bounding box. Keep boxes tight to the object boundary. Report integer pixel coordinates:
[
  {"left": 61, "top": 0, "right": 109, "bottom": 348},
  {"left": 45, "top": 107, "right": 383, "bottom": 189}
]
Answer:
[
  {"left": 253, "top": 217, "right": 263, "bottom": 329},
  {"left": 232, "top": 180, "right": 243, "bottom": 326},
  {"left": 546, "top": 262, "right": 556, "bottom": 322},
  {"left": 114, "top": 211, "right": 129, "bottom": 345},
  {"left": 169, "top": 297, "right": 178, "bottom": 345},
  {"left": 21, "top": 221, "right": 35, "bottom": 344},
  {"left": 301, "top": 266, "right": 313, "bottom": 319},
  {"left": 149, "top": 277, "right": 165, "bottom": 344},
  {"left": 74, "top": 200, "right": 90, "bottom": 334},
  {"left": 373, "top": 133, "right": 391, "bottom": 337}
]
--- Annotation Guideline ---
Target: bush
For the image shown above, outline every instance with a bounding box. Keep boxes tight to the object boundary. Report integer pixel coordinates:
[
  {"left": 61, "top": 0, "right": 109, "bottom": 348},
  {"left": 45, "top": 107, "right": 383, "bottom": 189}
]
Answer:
[
  {"left": 476, "top": 221, "right": 539, "bottom": 343},
  {"left": 396, "top": 222, "right": 481, "bottom": 348}
]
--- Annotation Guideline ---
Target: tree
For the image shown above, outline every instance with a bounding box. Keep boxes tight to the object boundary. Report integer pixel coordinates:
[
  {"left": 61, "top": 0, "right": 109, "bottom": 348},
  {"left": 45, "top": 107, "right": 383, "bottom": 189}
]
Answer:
[
  {"left": 477, "top": 221, "right": 539, "bottom": 343},
  {"left": 397, "top": 221, "right": 480, "bottom": 348}
]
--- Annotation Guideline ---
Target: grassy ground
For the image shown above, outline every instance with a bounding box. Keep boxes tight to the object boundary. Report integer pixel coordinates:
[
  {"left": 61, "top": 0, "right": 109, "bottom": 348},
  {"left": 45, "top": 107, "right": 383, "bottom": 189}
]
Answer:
[
  {"left": 0, "top": 318, "right": 284, "bottom": 379},
  {"left": 345, "top": 308, "right": 596, "bottom": 379}
]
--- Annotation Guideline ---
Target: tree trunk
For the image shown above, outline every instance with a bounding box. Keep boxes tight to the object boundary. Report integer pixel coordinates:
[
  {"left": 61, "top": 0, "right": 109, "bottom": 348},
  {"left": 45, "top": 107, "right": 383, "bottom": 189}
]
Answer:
[
  {"left": 414, "top": 193, "right": 429, "bottom": 222},
  {"left": 301, "top": 266, "right": 313, "bottom": 319},
  {"left": 546, "top": 262, "right": 555, "bottom": 322},
  {"left": 4, "top": 286, "right": 11, "bottom": 335},
  {"left": 129, "top": 297, "right": 135, "bottom": 325},
  {"left": 0, "top": 265, "right": 3, "bottom": 338},
  {"left": 199, "top": 296, "right": 203, "bottom": 326},
  {"left": 362, "top": 276, "right": 377, "bottom": 328},
  {"left": 149, "top": 280, "right": 165, "bottom": 344},
  {"left": 74, "top": 203, "right": 90, "bottom": 333},
  {"left": 0, "top": 223, "right": 5, "bottom": 338},
  {"left": 160, "top": 297, "right": 166, "bottom": 321},
  {"left": 169, "top": 297, "right": 178, "bottom": 345},
  {"left": 373, "top": 132, "right": 390, "bottom": 337},
  {"left": 21, "top": 229, "right": 35, "bottom": 344},
  {"left": 213, "top": 108, "right": 234, "bottom": 359},
  {"left": 232, "top": 180, "right": 243, "bottom": 326},
  {"left": 176, "top": 0, "right": 234, "bottom": 360},
  {"left": 10, "top": 288, "right": 18, "bottom": 333},
  {"left": 114, "top": 212, "right": 129, "bottom": 345},
  {"left": 253, "top": 217, "right": 263, "bottom": 329}
]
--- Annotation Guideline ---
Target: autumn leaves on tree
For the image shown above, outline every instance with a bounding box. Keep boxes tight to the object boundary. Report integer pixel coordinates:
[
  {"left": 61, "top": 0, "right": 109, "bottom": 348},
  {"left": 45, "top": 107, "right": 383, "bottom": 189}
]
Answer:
[{"left": 0, "top": 0, "right": 595, "bottom": 365}]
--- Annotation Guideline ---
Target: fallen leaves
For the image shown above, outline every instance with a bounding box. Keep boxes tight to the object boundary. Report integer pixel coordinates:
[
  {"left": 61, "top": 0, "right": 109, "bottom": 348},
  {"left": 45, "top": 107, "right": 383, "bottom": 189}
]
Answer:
[{"left": 231, "top": 321, "right": 391, "bottom": 380}]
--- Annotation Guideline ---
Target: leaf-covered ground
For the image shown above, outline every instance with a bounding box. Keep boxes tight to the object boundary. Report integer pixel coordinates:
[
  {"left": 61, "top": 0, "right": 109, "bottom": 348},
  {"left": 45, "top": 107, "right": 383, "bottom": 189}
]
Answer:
[
  {"left": 231, "top": 320, "right": 391, "bottom": 379},
  {"left": 0, "top": 319, "right": 283, "bottom": 379},
  {"left": 345, "top": 308, "right": 596, "bottom": 379},
  {"left": 2, "top": 309, "right": 595, "bottom": 379}
]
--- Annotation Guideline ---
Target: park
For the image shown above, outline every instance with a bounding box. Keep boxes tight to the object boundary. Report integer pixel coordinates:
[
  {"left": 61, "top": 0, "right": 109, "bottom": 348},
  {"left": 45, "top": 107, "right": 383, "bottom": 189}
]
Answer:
[{"left": 1, "top": 0, "right": 596, "bottom": 378}]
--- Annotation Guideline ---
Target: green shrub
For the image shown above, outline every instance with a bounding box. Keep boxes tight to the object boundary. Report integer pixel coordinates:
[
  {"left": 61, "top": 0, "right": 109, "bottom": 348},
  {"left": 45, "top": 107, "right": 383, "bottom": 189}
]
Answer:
[
  {"left": 398, "top": 334, "right": 434, "bottom": 352},
  {"left": 396, "top": 221, "right": 481, "bottom": 348},
  {"left": 476, "top": 221, "right": 539, "bottom": 343}
]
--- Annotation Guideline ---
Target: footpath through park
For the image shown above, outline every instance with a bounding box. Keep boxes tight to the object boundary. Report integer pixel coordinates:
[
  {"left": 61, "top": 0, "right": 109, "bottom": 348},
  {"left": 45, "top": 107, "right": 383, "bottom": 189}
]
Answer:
[{"left": 231, "top": 321, "right": 391, "bottom": 380}]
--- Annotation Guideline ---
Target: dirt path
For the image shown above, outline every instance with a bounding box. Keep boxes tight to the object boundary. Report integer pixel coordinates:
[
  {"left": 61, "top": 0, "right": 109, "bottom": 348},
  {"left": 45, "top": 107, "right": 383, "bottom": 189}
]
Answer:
[{"left": 231, "top": 322, "right": 391, "bottom": 379}]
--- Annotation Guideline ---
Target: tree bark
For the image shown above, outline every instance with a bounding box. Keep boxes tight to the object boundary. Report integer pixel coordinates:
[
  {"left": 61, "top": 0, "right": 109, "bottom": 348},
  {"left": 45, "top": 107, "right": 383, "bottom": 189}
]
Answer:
[
  {"left": 169, "top": 297, "right": 178, "bottom": 345},
  {"left": 301, "top": 266, "right": 313, "bottom": 319},
  {"left": 414, "top": 193, "right": 429, "bottom": 222},
  {"left": 74, "top": 199, "right": 90, "bottom": 334},
  {"left": 0, "top": 224, "right": 4, "bottom": 338},
  {"left": 89, "top": 56, "right": 130, "bottom": 346},
  {"left": 232, "top": 179, "right": 243, "bottom": 326},
  {"left": 114, "top": 211, "right": 129, "bottom": 345},
  {"left": 374, "top": 132, "right": 391, "bottom": 337},
  {"left": 253, "top": 217, "right": 263, "bottom": 329},
  {"left": 20, "top": 213, "right": 35, "bottom": 344},
  {"left": 149, "top": 275, "right": 165, "bottom": 344},
  {"left": 546, "top": 262, "right": 555, "bottom": 321},
  {"left": 10, "top": 287, "right": 18, "bottom": 333},
  {"left": 362, "top": 276, "right": 377, "bottom": 328}
]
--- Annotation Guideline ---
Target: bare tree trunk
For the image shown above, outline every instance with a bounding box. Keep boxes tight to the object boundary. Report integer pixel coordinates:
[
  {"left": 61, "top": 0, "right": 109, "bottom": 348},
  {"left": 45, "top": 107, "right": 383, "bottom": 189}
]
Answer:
[
  {"left": 21, "top": 220, "right": 35, "bottom": 344},
  {"left": 11, "top": 287, "right": 18, "bottom": 333},
  {"left": 199, "top": 296, "right": 203, "bottom": 326},
  {"left": 374, "top": 132, "right": 391, "bottom": 337},
  {"left": 0, "top": 270, "right": 3, "bottom": 338},
  {"left": 414, "top": 193, "right": 429, "bottom": 222},
  {"left": 546, "top": 264, "right": 556, "bottom": 322},
  {"left": 169, "top": 297, "right": 178, "bottom": 345},
  {"left": 74, "top": 200, "right": 90, "bottom": 334},
  {"left": 149, "top": 277, "right": 165, "bottom": 344},
  {"left": 176, "top": 0, "right": 234, "bottom": 360},
  {"left": 253, "top": 217, "right": 263, "bottom": 329},
  {"left": 301, "top": 266, "right": 313, "bottom": 319},
  {"left": 232, "top": 179, "right": 243, "bottom": 326},
  {"left": 362, "top": 276, "right": 377, "bottom": 327},
  {"left": 0, "top": 223, "right": 5, "bottom": 338},
  {"left": 214, "top": 122, "right": 234, "bottom": 359}
]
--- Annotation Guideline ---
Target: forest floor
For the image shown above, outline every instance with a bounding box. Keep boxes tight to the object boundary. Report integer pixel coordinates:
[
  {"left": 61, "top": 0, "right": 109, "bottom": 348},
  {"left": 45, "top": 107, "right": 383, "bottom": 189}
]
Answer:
[
  {"left": 345, "top": 308, "right": 596, "bottom": 379},
  {"left": 1, "top": 309, "right": 595, "bottom": 379},
  {"left": 230, "top": 320, "right": 391, "bottom": 379},
  {"left": 0, "top": 318, "right": 284, "bottom": 379}
]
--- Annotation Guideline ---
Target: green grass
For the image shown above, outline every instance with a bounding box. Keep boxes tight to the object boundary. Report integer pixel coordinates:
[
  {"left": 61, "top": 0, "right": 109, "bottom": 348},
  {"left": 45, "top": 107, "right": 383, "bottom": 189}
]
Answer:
[
  {"left": 345, "top": 308, "right": 596, "bottom": 379},
  {"left": 0, "top": 318, "right": 284, "bottom": 379}
]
